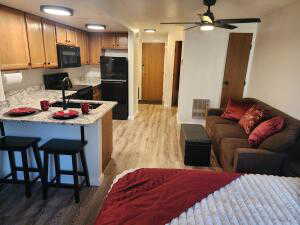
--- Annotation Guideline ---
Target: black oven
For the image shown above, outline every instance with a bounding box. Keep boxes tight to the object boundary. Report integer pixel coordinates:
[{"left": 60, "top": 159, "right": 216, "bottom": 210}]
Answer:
[{"left": 57, "top": 44, "right": 81, "bottom": 68}]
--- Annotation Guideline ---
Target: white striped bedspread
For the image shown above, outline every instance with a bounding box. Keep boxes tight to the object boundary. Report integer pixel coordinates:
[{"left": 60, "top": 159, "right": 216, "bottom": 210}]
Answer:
[
  {"left": 112, "top": 171, "right": 300, "bottom": 225},
  {"left": 167, "top": 174, "right": 300, "bottom": 225}
]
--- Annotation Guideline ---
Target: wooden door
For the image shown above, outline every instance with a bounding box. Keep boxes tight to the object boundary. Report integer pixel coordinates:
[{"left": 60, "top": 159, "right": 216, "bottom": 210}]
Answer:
[
  {"left": 66, "top": 28, "right": 77, "bottom": 46},
  {"left": 76, "top": 31, "right": 85, "bottom": 64},
  {"left": 142, "top": 43, "right": 165, "bottom": 102},
  {"left": 88, "top": 33, "right": 102, "bottom": 65},
  {"left": 0, "top": 6, "right": 30, "bottom": 71},
  {"left": 25, "top": 14, "right": 46, "bottom": 68},
  {"left": 101, "top": 111, "right": 113, "bottom": 170},
  {"left": 220, "top": 33, "right": 253, "bottom": 108},
  {"left": 42, "top": 20, "right": 58, "bottom": 68},
  {"left": 56, "top": 24, "right": 67, "bottom": 44},
  {"left": 102, "top": 33, "right": 116, "bottom": 49},
  {"left": 172, "top": 41, "right": 183, "bottom": 106},
  {"left": 116, "top": 33, "right": 128, "bottom": 49}
]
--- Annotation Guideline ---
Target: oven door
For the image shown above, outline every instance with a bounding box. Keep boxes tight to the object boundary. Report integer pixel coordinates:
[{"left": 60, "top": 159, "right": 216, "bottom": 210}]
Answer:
[{"left": 57, "top": 45, "right": 81, "bottom": 68}]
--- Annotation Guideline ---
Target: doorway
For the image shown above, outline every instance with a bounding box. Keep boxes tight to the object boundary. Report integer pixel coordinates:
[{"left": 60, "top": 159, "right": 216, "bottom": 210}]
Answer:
[
  {"left": 141, "top": 43, "right": 165, "bottom": 104},
  {"left": 220, "top": 33, "right": 253, "bottom": 108},
  {"left": 171, "top": 41, "right": 183, "bottom": 106}
]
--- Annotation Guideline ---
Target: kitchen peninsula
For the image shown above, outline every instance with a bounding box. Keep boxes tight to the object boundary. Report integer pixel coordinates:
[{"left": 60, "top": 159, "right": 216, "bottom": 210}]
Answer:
[{"left": 0, "top": 87, "right": 116, "bottom": 186}]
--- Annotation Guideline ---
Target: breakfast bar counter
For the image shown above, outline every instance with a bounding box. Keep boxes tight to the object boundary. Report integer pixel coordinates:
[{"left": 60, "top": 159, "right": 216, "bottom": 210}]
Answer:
[{"left": 0, "top": 88, "right": 117, "bottom": 186}]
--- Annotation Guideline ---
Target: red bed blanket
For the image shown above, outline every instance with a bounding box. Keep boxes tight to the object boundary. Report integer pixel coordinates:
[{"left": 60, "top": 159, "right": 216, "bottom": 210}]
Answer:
[{"left": 95, "top": 168, "right": 240, "bottom": 225}]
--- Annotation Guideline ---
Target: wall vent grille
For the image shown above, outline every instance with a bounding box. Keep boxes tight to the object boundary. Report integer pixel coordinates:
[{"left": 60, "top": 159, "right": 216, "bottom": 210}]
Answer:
[{"left": 192, "top": 99, "right": 210, "bottom": 119}]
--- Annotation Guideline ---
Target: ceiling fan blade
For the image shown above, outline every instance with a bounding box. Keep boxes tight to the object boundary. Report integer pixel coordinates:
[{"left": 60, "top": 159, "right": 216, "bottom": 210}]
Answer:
[
  {"left": 161, "top": 22, "right": 201, "bottom": 25},
  {"left": 215, "top": 18, "right": 261, "bottom": 24},
  {"left": 184, "top": 25, "right": 201, "bottom": 31},
  {"left": 215, "top": 23, "right": 238, "bottom": 30}
]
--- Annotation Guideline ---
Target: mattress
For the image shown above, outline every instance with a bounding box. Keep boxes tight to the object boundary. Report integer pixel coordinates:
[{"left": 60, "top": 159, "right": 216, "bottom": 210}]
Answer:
[{"left": 98, "top": 169, "right": 300, "bottom": 225}]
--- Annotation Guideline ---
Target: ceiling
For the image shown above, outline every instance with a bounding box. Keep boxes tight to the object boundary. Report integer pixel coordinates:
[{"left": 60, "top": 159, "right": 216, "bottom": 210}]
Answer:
[{"left": 0, "top": 0, "right": 297, "bottom": 33}]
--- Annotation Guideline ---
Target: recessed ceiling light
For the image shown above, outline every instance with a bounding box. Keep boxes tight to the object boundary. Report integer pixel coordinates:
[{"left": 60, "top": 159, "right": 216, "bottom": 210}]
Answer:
[
  {"left": 144, "top": 29, "right": 156, "bottom": 33},
  {"left": 40, "top": 5, "right": 73, "bottom": 16},
  {"left": 200, "top": 24, "right": 215, "bottom": 31},
  {"left": 86, "top": 24, "right": 106, "bottom": 30}
]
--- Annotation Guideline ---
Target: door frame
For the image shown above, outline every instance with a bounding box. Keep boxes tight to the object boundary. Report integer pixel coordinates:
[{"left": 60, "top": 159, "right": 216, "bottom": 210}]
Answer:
[
  {"left": 219, "top": 32, "right": 255, "bottom": 107},
  {"left": 171, "top": 41, "right": 183, "bottom": 106},
  {"left": 140, "top": 42, "right": 165, "bottom": 104}
]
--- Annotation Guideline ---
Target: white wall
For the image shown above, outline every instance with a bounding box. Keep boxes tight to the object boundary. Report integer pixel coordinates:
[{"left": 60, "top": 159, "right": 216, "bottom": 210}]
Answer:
[
  {"left": 246, "top": 1, "right": 300, "bottom": 119},
  {"left": 178, "top": 24, "right": 258, "bottom": 124},
  {"left": 163, "top": 31, "right": 184, "bottom": 107}
]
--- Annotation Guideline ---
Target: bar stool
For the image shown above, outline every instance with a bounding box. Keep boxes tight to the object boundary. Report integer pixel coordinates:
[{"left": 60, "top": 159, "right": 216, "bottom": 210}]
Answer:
[
  {"left": 0, "top": 136, "right": 42, "bottom": 198},
  {"left": 39, "top": 139, "right": 90, "bottom": 203}
]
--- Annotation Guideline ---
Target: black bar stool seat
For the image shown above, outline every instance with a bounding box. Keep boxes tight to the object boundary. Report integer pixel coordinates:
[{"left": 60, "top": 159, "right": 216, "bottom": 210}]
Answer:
[
  {"left": 0, "top": 136, "right": 42, "bottom": 198},
  {"left": 39, "top": 139, "right": 90, "bottom": 203},
  {"left": 0, "top": 136, "right": 40, "bottom": 150}
]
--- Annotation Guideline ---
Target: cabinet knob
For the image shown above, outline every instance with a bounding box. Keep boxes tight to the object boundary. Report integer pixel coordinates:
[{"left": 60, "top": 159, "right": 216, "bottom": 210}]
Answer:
[
  {"left": 28, "top": 62, "right": 32, "bottom": 66},
  {"left": 48, "top": 62, "right": 50, "bottom": 65}
]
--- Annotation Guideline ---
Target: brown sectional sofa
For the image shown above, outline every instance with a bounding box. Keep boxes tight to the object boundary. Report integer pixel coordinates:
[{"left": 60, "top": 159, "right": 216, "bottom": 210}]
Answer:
[{"left": 206, "top": 98, "right": 300, "bottom": 175}]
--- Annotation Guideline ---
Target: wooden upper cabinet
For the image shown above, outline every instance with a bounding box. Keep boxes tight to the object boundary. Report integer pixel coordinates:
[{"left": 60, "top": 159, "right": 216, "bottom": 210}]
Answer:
[
  {"left": 66, "top": 27, "right": 77, "bottom": 46},
  {"left": 56, "top": 25, "right": 77, "bottom": 46},
  {"left": 116, "top": 33, "right": 128, "bottom": 49},
  {"left": 102, "top": 33, "right": 116, "bottom": 49},
  {"left": 89, "top": 33, "right": 102, "bottom": 65},
  {"left": 0, "top": 6, "right": 30, "bottom": 71},
  {"left": 56, "top": 24, "right": 67, "bottom": 44},
  {"left": 25, "top": 15, "right": 46, "bottom": 68},
  {"left": 42, "top": 20, "right": 58, "bottom": 68},
  {"left": 83, "top": 32, "right": 90, "bottom": 64}
]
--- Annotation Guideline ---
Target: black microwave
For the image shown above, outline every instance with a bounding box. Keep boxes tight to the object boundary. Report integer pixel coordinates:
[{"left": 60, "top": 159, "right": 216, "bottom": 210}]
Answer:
[{"left": 57, "top": 44, "right": 81, "bottom": 68}]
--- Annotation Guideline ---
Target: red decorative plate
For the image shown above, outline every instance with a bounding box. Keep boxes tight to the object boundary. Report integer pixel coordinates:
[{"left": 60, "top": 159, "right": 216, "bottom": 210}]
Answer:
[
  {"left": 7, "top": 107, "right": 39, "bottom": 116},
  {"left": 53, "top": 110, "right": 79, "bottom": 120}
]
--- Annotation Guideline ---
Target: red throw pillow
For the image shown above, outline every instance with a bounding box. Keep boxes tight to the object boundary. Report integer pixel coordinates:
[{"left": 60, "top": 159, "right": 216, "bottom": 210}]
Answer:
[
  {"left": 221, "top": 98, "right": 252, "bottom": 121},
  {"left": 239, "top": 105, "right": 265, "bottom": 134},
  {"left": 248, "top": 116, "right": 285, "bottom": 147}
]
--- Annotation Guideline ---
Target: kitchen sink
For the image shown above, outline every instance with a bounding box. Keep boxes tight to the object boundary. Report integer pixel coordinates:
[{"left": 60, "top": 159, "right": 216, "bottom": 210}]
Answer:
[{"left": 50, "top": 101, "right": 102, "bottom": 109}]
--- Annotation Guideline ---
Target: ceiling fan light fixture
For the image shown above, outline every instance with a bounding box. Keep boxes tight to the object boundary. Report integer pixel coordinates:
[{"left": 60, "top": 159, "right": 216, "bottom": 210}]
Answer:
[
  {"left": 40, "top": 5, "right": 73, "bottom": 16},
  {"left": 86, "top": 24, "right": 106, "bottom": 30},
  {"left": 200, "top": 23, "right": 215, "bottom": 31},
  {"left": 144, "top": 29, "right": 156, "bottom": 33}
]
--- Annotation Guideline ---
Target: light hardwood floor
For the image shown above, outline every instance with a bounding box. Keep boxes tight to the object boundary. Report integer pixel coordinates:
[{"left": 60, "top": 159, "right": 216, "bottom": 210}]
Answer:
[{"left": 0, "top": 104, "right": 220, "bottom": 225}]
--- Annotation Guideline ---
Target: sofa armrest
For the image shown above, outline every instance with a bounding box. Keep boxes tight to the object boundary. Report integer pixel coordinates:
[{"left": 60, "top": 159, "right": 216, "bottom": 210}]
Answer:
[
  {"left": 207, "top": 108, "right": 223, "bottom": 116},
  {"left": 233, "top": 148, "right": 287, "bottom": 175}
]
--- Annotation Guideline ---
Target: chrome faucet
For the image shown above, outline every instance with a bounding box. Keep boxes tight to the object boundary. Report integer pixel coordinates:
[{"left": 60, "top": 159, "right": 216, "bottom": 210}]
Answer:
[{"left": 62, "top": 77, "right": 72, "bottom": 110}]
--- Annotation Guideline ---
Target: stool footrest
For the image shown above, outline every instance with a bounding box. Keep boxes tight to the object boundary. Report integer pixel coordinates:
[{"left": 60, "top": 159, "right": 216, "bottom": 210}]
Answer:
[
  {"left": 59, "top": 170, "right": 86, "bottom": 176},
  {"left": 15, "top": 167, "right": 41, "bottom": 173}
]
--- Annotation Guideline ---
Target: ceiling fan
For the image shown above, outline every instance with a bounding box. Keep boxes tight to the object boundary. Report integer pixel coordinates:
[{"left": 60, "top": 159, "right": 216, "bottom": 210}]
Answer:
[{"left": 161, "top": 0, "right": 261, "bottom": 31}]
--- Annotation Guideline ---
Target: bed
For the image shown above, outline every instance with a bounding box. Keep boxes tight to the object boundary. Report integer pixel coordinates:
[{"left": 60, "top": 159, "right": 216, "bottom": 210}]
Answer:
[{"left": 95, "top": 168, "right": 300, "bottom": 225}]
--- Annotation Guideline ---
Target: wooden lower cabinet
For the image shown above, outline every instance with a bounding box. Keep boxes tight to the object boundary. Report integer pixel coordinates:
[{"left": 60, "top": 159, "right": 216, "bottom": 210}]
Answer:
[
  {"left": 102, "top": 111, "right": 113, "bottom": 171},
  {"left": 93, "top": 86, "right": 101, "bottom": 100},
  {"left": 42, "top": 20, "right": 58, "bottom": 68},
  {"left": 0, "top": 5, "right": 30, "bottom": 71},
  {"left": 25, "top": 15, "right": 46, "bottom": 68}
]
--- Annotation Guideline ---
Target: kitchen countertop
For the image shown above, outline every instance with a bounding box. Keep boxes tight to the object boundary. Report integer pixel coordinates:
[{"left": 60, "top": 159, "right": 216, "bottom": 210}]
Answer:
[
  {"left": 71, "top": 77, "right": 101, "bottom": 87},
  {"left": 0, "top": 87, "right": 116, "bottom": 126}
]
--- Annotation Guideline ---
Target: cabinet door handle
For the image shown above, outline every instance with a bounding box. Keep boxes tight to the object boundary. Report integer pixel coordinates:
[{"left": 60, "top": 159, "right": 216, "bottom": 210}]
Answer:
[
  {"left": 28, "top": 62, "right": 32, "bottom": 66},
  {"left": 48, "top": 62, "right": 50, "bottom": 65}
]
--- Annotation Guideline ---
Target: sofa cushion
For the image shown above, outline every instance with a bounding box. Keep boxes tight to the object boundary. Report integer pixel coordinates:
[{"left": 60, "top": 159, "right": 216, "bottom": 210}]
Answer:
[
  {"left": 239, "top": 105, "right": 266, "bottom": 134},
  {"left": 221, "top": 98, "right": 253, "bottom": 121},
  {"left": 220, "top": 138, "right": 251, "bottom": 172},
  {"left": 249, "top": 116, "right": 286, "bottom": 147},
  {"left": 206, "top": 116, "right": 236, "bottom": 137},
  {"left": 214, "top": 124, "right": 248, "bottom": 145}
]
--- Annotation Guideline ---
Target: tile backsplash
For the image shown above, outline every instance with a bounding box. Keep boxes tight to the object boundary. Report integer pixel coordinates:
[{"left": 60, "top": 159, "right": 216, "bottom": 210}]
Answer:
[{"left": 0, "top": 65, "right": 100, "bottom": 94}]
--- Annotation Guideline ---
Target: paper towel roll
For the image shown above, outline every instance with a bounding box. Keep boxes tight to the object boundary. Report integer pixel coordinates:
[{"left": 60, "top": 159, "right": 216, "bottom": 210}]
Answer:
[{"left": 3, "top": 72, "right": 23, "bottom": 85}]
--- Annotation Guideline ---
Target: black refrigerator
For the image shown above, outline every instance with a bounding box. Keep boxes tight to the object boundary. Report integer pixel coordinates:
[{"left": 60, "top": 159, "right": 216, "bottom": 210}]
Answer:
[{"left": 100, "top": 56, "right": 129, "bottom": 120}]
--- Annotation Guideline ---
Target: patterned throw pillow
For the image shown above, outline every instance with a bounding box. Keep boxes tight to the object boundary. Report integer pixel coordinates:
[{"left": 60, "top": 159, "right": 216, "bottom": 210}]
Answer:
[
  {"left": 239, "top": 105, "right": 265, "bottom": 135},
  {"left": 248, "top": 116, "right": 285, "bottom": 147},
  {"left": 221, "top": 98, "right": 252, "bottom": 121}
]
